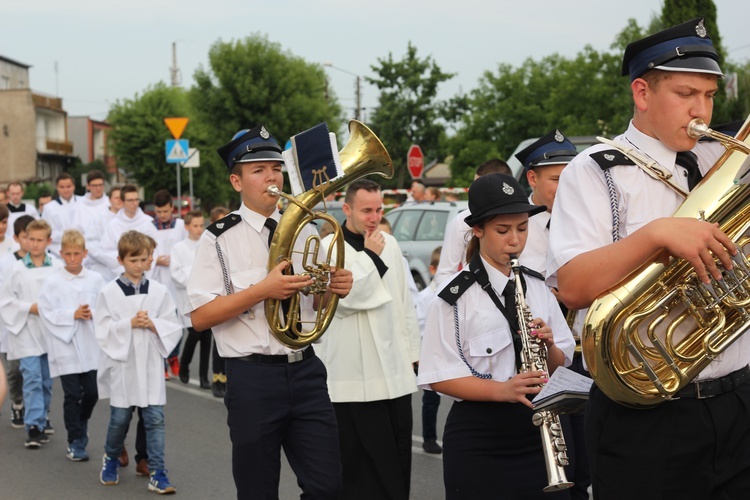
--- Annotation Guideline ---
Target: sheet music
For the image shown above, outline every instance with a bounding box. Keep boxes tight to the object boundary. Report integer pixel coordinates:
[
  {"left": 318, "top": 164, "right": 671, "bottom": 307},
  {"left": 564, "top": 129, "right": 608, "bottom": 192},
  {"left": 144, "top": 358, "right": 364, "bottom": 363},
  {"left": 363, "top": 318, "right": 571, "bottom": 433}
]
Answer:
[{"left": 532, "top": 366, "right": 593, "bottom": 404}]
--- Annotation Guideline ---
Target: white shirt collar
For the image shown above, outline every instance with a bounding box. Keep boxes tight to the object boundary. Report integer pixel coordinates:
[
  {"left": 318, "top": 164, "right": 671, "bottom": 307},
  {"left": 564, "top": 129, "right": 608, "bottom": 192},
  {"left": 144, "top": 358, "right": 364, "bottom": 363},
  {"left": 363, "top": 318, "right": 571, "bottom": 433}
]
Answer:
[
  {"left": 239, "top": 202, "right": 280, "bottom": 235},
  {"left": 480, "top": 254, "right": 513, "bottom": 293},
  {"left": 61, "top": 267, "right": 88, "bottom": 281},
  {"left": 625, "top": 120, "right": 679, "bottom": 174}
]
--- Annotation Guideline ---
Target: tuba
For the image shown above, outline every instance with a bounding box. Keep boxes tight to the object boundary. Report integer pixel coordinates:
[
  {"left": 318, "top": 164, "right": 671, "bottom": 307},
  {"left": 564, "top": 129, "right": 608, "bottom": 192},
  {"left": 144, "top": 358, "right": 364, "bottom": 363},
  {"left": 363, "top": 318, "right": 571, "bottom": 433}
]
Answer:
[
  {"left": 265, "top": 120, "right": 394, "bottom": 348},
  {"left": 583, "top": 115, "right": 750, "bottom": 408},
  {"left": 510, "top": 256, "right": 574, "bottom": 492}
]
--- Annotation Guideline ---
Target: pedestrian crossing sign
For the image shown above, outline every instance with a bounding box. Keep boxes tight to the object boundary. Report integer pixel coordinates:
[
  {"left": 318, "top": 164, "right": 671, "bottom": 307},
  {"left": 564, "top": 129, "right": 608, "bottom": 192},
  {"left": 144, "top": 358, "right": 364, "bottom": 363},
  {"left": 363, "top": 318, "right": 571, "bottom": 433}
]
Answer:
[{"left": 166, "top": 139, "right": 189, "bottom": 163}]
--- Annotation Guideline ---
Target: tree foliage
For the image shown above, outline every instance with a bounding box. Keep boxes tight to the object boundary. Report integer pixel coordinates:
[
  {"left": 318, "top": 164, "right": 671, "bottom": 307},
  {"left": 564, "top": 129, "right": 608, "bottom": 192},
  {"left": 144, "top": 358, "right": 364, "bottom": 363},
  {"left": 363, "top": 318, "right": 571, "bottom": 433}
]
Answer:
[
  {"left": 366, "top": 43, "right": 455, "bottom": 188},
  {"left": 107, "top": 83, "right": 202, "bottom": 201}
]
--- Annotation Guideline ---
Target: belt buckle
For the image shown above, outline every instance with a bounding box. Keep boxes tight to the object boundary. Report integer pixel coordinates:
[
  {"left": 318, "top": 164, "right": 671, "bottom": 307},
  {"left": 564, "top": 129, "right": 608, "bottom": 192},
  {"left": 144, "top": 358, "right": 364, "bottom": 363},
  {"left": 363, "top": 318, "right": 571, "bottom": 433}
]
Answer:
[
  {"left": 694, "top": 381, "right": 715, "bottom": 400},
  {"left": 287, "top": 351, "right": 304, "bottom": 363}
]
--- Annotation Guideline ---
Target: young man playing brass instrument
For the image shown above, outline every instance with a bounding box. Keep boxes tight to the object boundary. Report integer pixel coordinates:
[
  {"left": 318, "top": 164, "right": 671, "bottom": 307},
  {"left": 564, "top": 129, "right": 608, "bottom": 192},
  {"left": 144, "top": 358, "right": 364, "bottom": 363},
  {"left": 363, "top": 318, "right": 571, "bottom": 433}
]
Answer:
[{"left": 547, "top": 18, "right": 750, "bottom": 499}]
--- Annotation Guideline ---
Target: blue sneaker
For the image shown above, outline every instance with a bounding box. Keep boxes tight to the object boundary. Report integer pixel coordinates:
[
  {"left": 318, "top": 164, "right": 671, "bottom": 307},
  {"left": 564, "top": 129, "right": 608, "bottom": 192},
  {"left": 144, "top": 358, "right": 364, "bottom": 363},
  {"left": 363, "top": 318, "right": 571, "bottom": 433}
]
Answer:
[
  {"left": 148, "top": 469, "right": 176, "bottom": 494},
  {"left": 100, "top": 454, "right": 120, "bottom": 485},
  {"left": 66, "top": 439, "right": 89, "bottom": 462}
]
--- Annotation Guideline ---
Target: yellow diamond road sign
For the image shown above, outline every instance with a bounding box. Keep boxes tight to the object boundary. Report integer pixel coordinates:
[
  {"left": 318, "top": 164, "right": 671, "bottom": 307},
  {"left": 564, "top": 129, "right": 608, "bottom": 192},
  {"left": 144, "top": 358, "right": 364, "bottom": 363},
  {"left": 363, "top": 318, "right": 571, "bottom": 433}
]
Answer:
[{"left": 164, "top": 117, "right": 189, "bottom": 139}]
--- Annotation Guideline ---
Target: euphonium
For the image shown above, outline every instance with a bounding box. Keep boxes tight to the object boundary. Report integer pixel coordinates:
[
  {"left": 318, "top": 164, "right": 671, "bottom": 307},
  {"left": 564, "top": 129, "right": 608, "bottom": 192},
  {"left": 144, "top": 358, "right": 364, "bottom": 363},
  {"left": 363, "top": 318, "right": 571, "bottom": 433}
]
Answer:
[
  {"left": 510, "top": 255, "right": 573, "bottom": 492},
  {"left": 583, "top": 115, "right": 750, "bottom": 408},
  {"left": 265, "top": 120, "right": 394, "bottom": 348}
]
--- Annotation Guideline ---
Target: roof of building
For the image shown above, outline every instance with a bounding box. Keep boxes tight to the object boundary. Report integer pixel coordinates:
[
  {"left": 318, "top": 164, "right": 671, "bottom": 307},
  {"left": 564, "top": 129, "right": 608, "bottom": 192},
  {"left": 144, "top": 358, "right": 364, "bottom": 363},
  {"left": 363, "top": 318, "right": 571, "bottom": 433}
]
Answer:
[{"left": 0, "top": 55, "right": 32, "bottom": 69}]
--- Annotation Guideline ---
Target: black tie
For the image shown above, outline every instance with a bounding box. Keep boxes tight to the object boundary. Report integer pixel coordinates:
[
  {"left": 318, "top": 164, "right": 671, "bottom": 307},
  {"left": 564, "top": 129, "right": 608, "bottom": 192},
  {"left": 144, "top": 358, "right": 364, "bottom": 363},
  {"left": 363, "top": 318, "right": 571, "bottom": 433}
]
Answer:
[
  {"left": 676, "top": 151, "right": 703, "bottom": 190},
  {"left": 264, "top": 218, "right": 277, "bottom": 247},
  {"left": 502, "top": 280, "right": 520, "bottom": 334}
]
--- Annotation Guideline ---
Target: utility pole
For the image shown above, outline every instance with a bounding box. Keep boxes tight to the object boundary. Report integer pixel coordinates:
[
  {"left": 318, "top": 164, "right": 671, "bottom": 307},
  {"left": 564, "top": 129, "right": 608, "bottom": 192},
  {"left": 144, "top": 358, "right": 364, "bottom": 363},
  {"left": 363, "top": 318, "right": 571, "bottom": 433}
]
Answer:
[
  {"left": 355, "top": 75, "right": 361, "bottom": 121},
  {"left": 170, "top": 42, "right": 181, "bottom": 87}
]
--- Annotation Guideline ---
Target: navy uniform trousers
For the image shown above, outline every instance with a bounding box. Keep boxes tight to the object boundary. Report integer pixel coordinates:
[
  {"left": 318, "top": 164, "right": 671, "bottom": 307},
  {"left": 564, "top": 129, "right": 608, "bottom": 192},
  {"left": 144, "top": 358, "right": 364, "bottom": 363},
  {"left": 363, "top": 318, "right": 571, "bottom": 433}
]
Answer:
[
  {"left": 586, "top": 376, "right": 750, "bottom": 499},
  {"left": 224, "top": 351, "right": 341, "bottom": 500}
]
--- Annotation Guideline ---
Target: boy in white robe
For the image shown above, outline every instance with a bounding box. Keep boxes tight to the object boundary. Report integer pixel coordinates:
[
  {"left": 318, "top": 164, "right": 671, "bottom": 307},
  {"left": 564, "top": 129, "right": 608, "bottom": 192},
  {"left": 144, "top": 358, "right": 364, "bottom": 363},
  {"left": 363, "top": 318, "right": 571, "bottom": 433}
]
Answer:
[
  {"left": 150, "top": 189, "right": 187, "bottom": 378},
  {"left": 38, "top": 230, "right": 105, "bottom": 462},
  {"left": 0, "top": 219, "right": 62, "bottom": 448},
  {"left": 170, "top": 210, "right": 210, "bottom": 387},
  {"left": 95, "top": 230, "right": 181, "bottom": 494}
]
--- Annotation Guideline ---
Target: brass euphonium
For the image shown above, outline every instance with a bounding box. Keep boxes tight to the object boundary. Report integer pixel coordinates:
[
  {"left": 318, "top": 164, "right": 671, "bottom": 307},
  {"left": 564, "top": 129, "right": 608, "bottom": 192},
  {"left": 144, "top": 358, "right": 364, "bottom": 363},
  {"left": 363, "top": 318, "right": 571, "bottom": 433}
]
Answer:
[
  {"left": 265, "top": 120, "right": 394, "bottom": 348},
  {"left": 583, "top": 115, "right": 750, "bottom": 408},
  {"left": 510, "top": 256, "right": 573, "bottom": 492}
]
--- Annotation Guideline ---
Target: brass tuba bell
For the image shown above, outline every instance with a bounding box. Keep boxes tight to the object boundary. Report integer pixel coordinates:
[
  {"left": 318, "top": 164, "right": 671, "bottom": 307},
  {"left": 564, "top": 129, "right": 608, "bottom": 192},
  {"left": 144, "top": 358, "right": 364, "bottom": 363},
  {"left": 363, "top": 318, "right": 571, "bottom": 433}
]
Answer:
[
  {"left": 265, "top": 120, "right": 394, "bottom": 348},
  {"left": 583, "top": 115, "right": 750, "bottom": 408}
]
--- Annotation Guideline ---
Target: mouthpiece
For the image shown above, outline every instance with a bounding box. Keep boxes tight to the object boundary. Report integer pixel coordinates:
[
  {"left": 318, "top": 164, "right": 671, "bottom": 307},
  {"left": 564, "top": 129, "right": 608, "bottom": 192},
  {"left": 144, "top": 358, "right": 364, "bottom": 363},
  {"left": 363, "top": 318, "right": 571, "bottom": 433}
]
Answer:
[
  {"left": 267, "top": 185, "right": 281, "bottom": 197},
  {"left": 686, "top": 118, "right": 710, "bottom": 139}
]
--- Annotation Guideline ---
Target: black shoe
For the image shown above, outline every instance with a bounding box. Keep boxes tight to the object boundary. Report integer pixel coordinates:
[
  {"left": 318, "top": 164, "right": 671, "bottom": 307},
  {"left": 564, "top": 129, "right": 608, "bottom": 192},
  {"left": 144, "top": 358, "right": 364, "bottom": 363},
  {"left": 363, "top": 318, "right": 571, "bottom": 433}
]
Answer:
[
  {"left": 44, "top": 419, "right": 55, "bottom": 435},
  {"left": 422, "top": 440, "right": 442, "bottom": 454},
  {"left": 200, "top": 377, "right": 211, "bottom": 389},
  {"left": 25, "top": 426, "right": 44, "bottom": 448},
  {"left": 10, "top": 403, "right": 24, "bottom": 429},
  {"left": 211, "top": 382, "right": 225, "bottom": 398},
  {"left": 179, "top": 366, "right": 189, "bottom": 384}
]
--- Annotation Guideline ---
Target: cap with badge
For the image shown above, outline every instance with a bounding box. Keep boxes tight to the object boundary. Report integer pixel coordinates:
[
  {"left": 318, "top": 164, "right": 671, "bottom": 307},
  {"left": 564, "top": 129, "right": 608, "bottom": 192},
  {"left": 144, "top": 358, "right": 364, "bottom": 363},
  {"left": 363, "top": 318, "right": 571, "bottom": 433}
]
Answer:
[
  {"left": 622, "top": 17, "right": 723, "bottom": 81},
  {"left": 216, "top": 124, "right": 284, "bottom": 171},
  {"left": 514, "top": 129, "right": 578, "bottom": 172},
  {"left": 464, "top": 174, "right": 546, "bottom": 227}
]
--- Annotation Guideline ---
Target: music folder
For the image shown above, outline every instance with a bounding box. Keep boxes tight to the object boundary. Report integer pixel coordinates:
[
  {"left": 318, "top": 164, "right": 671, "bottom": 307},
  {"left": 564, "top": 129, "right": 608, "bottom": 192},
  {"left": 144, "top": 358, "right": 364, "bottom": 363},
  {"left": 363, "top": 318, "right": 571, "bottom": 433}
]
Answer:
[{"left": 531, "top": 366, "right": 593, "bottom": 414}]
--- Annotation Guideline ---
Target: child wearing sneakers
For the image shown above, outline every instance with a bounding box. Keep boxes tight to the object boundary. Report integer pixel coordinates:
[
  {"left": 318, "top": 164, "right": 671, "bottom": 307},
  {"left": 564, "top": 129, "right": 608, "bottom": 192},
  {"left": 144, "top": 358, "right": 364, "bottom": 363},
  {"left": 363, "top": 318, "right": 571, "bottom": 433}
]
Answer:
[
  {"left": 95, "top": 230, "right": 182, "bottom": 494},
  {"left": 38, "top": 229, "right": 105, "bottom": 461},
  {"left": 0, "top": 219, "right": 62, "bottom": 447},
  {"left": 0, "top": 214, "right": 36, "bottom": 429}
]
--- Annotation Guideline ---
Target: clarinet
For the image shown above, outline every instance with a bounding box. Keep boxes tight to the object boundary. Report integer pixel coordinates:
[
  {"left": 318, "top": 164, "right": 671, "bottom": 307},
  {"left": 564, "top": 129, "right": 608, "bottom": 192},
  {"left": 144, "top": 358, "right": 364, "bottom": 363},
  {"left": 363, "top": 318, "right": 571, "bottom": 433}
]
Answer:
[{"left": 509, "top": 254, "right": 573, "bottom": 492}]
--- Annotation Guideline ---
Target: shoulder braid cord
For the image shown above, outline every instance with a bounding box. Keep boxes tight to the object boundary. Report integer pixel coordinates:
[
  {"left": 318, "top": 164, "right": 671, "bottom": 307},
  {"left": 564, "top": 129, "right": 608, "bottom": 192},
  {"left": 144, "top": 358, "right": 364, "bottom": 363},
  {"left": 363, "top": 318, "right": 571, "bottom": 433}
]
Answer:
[
  {"left": 602, "top": 169, "right": 622, "bottom": 243},
  {"left": 453, "top": 303, "right": 493, "bottom": 379}
]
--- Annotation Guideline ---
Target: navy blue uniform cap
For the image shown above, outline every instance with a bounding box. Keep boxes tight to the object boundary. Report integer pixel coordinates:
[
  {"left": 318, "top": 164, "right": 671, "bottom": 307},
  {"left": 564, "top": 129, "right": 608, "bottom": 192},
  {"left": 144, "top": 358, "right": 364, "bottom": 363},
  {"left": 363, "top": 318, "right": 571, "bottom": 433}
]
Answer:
[
  {"left": 622, "top": 17, "right": 722, "bottom": 81},
  {"left": 515, "top": 129, "right": 577, "bottom": 172},
  {"left": 216, "top": 124, "right": 284, "bottom": 171},
  {"left": 464, "top": 174, "right": 546, "bottom": 227}
]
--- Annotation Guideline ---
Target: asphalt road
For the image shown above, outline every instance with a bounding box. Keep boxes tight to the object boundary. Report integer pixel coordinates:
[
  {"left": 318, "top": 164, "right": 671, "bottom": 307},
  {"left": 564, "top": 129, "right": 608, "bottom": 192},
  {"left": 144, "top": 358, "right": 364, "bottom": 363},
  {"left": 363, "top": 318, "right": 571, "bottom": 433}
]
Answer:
[{"left": 0, "top": 352, "right": 449, "bottom": 499}]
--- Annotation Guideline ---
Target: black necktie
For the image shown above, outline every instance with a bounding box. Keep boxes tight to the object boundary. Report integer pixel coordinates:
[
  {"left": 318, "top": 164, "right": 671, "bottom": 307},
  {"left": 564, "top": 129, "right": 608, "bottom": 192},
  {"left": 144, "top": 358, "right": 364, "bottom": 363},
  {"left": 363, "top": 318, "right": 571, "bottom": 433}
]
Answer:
[
  {"left": 502, "top": 280, "right": 520, "bottom": 334},
  {"left": 676, "top": 151, "right": 703, "bottom": 190},
  {"left": 264, "top": 218, "right": 277, "bottom": 247}
]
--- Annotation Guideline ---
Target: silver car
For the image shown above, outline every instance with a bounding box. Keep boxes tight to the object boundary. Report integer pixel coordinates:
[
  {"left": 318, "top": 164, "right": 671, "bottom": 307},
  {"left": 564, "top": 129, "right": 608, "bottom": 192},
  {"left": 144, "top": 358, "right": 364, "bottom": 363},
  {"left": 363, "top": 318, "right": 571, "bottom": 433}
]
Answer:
[{"left": 385, "top": 201, "right": 469, "bottom": 290}]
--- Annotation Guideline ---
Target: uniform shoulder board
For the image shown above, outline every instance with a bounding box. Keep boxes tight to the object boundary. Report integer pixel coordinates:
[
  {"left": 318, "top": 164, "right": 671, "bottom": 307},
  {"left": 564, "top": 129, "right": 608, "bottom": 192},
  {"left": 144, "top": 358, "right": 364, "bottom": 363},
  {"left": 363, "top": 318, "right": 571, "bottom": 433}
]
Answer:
[
  {"left": 519, "top": 266, "right": 545, "bottom": 281},
  {"left": 590, "top": 149, "right": 636, "bottom": 171},
  {"left": 438, "top": 271, "right": 476, "bottom": 306},
  {"left": 207, "top": 213, "right": 242, "bottom": 237}
]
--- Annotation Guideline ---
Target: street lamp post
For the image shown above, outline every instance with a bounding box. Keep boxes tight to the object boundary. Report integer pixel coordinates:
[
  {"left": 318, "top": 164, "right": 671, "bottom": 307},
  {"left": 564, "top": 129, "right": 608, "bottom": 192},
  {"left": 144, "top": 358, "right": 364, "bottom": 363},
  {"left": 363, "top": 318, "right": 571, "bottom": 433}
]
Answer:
[{"left": 324, "top": 63, "right": 362, "bottom": 121}]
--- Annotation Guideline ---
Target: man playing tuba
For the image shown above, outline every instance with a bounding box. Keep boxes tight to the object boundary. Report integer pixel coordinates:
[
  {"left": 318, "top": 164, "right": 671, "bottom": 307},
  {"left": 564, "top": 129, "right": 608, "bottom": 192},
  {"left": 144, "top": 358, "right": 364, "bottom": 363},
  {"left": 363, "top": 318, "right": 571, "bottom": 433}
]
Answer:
[{"left": 547, "top": 18, "right": 750, "bottom": 499}]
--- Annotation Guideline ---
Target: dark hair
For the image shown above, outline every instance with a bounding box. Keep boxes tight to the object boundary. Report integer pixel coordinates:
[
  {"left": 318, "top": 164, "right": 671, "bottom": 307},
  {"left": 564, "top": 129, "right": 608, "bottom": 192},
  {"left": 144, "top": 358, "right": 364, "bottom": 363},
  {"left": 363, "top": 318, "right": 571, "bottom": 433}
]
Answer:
[
  {"left": 55, "top": 172, "right": 74, "bottom": 185},
  {"left": 120, "top": 184, "right": 138, "bottom": 200},
  {"left": 344, "top": 179, "right": 380, "bottom": 205},
  {"left": 86, "top": 170, "right": 105, "bottom": 184},
  {"left": 0, "top": 203, "right": 8, "bottom": 221},
  {"left": 476, "top": 158, "right": 511, "bottom": 177},
  {"left": 153, "top": 189, "right": 173, "bottom": 208},
  {"left": 431, "top": 246, "right": 442, "bottom": 268},
  {"left": 14, "top": 214, "right": 35, "bottom": 236},
  {"left": 108, "top": 184, "right": 123, "bottom": 198}
]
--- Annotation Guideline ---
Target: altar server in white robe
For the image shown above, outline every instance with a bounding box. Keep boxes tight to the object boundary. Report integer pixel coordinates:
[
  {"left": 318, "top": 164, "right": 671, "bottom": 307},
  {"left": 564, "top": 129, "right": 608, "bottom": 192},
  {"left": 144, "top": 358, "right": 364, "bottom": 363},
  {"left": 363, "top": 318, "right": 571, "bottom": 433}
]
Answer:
[
  {"left": 98, "top": 184, "right": 157, "bottom": 276},
  {"left": 94, "top": 230, "right": 181, "bottom": 491},
  {"left": 38, "top": 229, "right": 105, "bottom": 461},
  {"left": 43, "top": 173, "right": 83, "bottom": 258}
]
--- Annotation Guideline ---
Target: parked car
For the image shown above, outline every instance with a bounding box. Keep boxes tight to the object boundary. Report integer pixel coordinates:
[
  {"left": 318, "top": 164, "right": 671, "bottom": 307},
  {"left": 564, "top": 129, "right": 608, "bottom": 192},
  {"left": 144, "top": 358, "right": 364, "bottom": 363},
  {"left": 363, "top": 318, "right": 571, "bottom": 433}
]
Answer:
[
  {"left": 312, "top": 200, "right": 346, "bottom": 225},
  {"left": 385, "top": 200, "right": 469, "bottom": 290}
]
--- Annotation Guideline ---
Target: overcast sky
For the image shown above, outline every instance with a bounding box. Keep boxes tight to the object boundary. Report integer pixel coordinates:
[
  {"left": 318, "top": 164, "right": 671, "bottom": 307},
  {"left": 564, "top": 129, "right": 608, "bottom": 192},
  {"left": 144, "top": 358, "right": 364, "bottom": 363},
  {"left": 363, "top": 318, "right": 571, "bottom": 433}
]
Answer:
[{"left": 2, "top": 0, "right": 747, "bottom": 122}]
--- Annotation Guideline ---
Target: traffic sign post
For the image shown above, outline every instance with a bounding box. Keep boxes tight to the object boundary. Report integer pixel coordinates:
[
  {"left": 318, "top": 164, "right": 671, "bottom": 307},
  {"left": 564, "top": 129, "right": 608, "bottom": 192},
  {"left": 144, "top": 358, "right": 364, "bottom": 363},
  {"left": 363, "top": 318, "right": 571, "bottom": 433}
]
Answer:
[
  {"left": 164, "top": 117, "right": 190, "bottom": 218},
  {"left": 407, "top": 144, "right": 424, "bottom": 179}
]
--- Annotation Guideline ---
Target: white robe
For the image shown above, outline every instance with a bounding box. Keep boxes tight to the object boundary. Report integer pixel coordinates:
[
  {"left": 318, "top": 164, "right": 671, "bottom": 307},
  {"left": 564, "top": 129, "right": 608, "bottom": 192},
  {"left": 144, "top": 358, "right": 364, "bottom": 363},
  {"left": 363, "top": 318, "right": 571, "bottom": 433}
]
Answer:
[
  {"left": 0, "top": 252, "right": 21, "bottom": 353},
  {"left": 0, "top": 259, "right": 63, "bottom": 360},
  {"left": 150, "top": 219, "right": 186, "bottom": 302},
  {"left": 170, "top": 237, "right": 200, "bottom": 328},
  {"left": 99, "top": 208, "right": 158, "bottom": 275},
  {"left": 317, "top": 233, "right": 421, "bottom": 402},
  {"left": 42, "top": 195, "right": 82, "bottom": 257},
  {"left": 38, "top": 268, "right": 105, "bottom": 377},
  {"left": 94, "top": 279, "right": 182, "bottom": 408},
  {"left": 85, "top": 209, "right": 118, "bottom": 281}
]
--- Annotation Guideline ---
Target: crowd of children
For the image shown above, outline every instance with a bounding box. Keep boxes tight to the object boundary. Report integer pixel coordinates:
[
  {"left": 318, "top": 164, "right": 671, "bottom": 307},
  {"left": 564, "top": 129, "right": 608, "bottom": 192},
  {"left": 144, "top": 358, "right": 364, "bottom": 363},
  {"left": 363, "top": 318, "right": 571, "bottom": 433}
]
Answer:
[{"left": 0, "top": 177, "right": 232, "bottom": 495}]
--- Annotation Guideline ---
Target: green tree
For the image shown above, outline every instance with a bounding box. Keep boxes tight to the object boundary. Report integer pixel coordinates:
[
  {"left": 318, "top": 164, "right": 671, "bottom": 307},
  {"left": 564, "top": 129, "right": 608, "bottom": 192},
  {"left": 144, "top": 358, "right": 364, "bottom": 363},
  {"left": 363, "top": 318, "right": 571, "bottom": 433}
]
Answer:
[
  {"left": 366, "top": 42, "right": 455, "bottom": 188},
  {"left": 107, "top": 83, "right": 204, "bottom": 202},
  {"left": 189, "top": 34, "right": 343, "bottom": 202}
]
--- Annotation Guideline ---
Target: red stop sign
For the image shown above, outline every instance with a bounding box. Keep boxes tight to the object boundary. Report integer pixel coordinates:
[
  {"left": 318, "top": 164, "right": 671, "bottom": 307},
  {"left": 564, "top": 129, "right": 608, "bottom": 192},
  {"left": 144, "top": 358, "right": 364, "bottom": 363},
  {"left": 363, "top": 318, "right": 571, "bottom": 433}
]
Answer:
[{"left": 407, "top": 145, "right": 424, "bottom": 179}]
